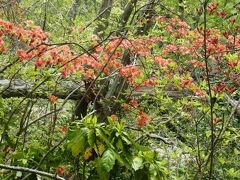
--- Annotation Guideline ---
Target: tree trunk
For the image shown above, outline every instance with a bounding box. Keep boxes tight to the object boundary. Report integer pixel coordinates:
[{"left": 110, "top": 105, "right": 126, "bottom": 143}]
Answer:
[
  {"left": 93, "top": 0, "right": 113, "bottom": 37},
  {"left": 67, "top": 0, "right": 81, "bottom": 21}
]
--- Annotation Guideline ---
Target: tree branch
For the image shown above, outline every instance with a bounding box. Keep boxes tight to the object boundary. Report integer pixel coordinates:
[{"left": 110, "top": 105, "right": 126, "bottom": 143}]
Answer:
[{"left": 0, "top": 164, "right": 65, "bottom": 180}]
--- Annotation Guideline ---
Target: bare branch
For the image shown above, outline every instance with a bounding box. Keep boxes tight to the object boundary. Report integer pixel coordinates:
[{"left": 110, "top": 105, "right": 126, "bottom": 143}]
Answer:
[{"left": 0, "top": 164, "right": 65, "bottom": 180}]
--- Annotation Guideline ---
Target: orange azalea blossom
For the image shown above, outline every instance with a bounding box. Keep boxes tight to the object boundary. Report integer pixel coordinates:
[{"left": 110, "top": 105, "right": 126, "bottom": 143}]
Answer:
[
  {"left": 122, "top": 103, "right": 130, "bottom": 111},
  {"left": 35, "top": 58, "right": 45, "bottom": 68},
  {"left": 136, "top": 111, "right": 151, "bottom": 127},
  {"left": 227, "top": 60, "right": 238, "bottom": 67},
  {"left": 131, "top": 99, "right": 138, "bottom": 108},
  {"left": 194, "top": 88, "right": 205, "bottom": 97},
  {"left": 85, "top": 70, "right": 95, "bottom": 79},
  {"left": 207, "top": 2, "right": 219, "bottom": 14},
  {"left": 229, "top": 18, "right": 236, "bottom": 24},
  {"left": 60, "top": 126, "right": 67, "bottom": 134},
  {"left": 218, "top": 10, "right": 227, "bottom": 18},
  {"left": 213, "top": 117, "right": 221, "bottom": 125},
  {"left": 16, "top": 49, "right": 30, "bottom": 61},
  {"left": 143, "top": 77, "right": 158, "bottom": 87},
  {"left": 119, "top": 65, "right": 141, "bottom": 79},
  {"left": 154, "top": 56, "right": 172, "bottom": 67},
  {"left": 0, "top": 38, "right": 4, "bottom": 45},
  {"left": 56, "top": 166, "right": 65, "bottom": 175},
  {"left": 225, "top": 86, "right": 235, "bottom": 94},
  {"left": 213, "top": 82, "right": 226, "bottom": 93},
  {"left": 48, "top": 95, "right": 58, "bottom": 104},
  {"left": 162, "top": 44, "right": 178, "bottom": 55},
  {"left": 91, "top": 34, "right": 98, "bottom": 40},
  {"left": 110, "top": 114, "right": 119, "bottom": 121},
  {"left": 187, "top": 60, "right": 205, "bottom": 68},
  {"left": 180, "top": 78, "right": 193, "bottom": 88},
  {"left": 61, "top": 69, "right": 68, "bottom": 77}
]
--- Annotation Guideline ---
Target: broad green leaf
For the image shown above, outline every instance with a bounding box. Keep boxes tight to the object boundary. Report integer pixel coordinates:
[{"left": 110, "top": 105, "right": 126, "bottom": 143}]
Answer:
[
  {"left": 132, "top": 157, "right": 143, "bottom": 171},
  {"left": 68, "top": 128, "right": 88, "bottom": 156},
  {"left": 100, "top": 149, "right": 116, "bottom": 172},
  {"left": 96, "top": 157, "right": 110, "bottom": 180}
]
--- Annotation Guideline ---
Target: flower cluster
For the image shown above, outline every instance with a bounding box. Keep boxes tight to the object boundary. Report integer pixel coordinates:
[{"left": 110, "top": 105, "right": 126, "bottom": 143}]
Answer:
[{"left": 136, "top": 110, "right": 151, "bottom": 127}]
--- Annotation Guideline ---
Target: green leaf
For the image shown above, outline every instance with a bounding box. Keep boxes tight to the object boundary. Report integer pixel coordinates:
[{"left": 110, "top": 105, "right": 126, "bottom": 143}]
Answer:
[
  {"left": 22, "top": 159, "right": 28, "bottom": 165},
  {"left": 92, "top": 116, "right": 98, "bottom": 125},
  {"left": 121, "top": 134, "right": 132, "bottom": 145},
  {"left": 96, "top": 157, "right": 110, "bottom": 180},
  {"left": 16, "top": 171, "right": 22, "bottom": 178},
  {"left": 87, "top": 129, "right": 95, "bottom": 147},
  {"left": 217, "top": 156, "right": 225, "bottom": 165},
  {"left": 68, "top": 128, "right": 88, "bottom": 156},
  {"left": 132, "top": 157, "right": 143, "bottom": 171},
  {"left": 234, "top": 148, "right": 240, "bottom": 155},
  {"left": 96, "top": 128, "right": 114, "bottom": 149},
  {"left": 143, "top": 151, "right": 156, "bottom": 162},
  {"left": 112, "top": 150, "right": 127, "bottom": 167},
  {"left": 205, "top": 130, "right": 211, "bottom": 138},
  {"left": 130, "top": 140, "right": 149, "bottom": 152},
  {"left": 226, "top": 168, "right": 239, "bottom": 178},
  {"left": 116, "top": 138, "right": 124, "bottom": 150},
  {"left": 86, "top": 115, "right": 98, "bottom": 126},
  {"left": 100, "top": 149, "right": 116, "bottom": 172},
  {"left": 149, "top": 164, "right": 166, "bottom": 180},
  {"left": 96, "top": 149, "right": 116, "bottom": 179}
]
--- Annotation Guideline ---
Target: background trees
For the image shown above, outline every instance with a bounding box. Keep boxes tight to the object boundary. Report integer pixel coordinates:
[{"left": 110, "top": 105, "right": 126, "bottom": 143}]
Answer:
[{"left": 0, "top": 0, "right": 240, "bottom": 179}]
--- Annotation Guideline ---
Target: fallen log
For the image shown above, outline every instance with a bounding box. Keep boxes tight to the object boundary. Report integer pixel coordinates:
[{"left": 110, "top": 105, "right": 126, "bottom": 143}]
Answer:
[
  {"left": 0, "top": 79, "right": 84, "bottom": 100},
  {"left": 1, "top": 79, "right": 239, "bottom": 116}
]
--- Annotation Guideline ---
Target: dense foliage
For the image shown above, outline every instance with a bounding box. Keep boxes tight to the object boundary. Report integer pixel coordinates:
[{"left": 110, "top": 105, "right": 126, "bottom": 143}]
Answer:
[{"left": 0, "top": 0, "right": 240, "bottom": 179}]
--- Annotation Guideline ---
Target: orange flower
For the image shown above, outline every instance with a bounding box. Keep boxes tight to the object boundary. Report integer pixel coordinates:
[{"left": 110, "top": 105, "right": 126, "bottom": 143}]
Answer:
[
  {"left": 229, "top": 18, "right": 236, "bottom": 24},
  {"left": 213, "top": 82, "right": 226, "bottom": 93},
  {"left": 35, "top": 58, "right": 45, "bottom": 68},
  {"left": 56, "top": 166, "right": 65, "bottom": 175},
  {"left": 16, "top": 49, "right": 29, "bottom": 61},
  {"left": 218, "top": 10, "right": 227, "bottom": 18},
  {"left": 207, "top": 2, "right": 219, "bottom": 14},
  {"left": 61, "top": 69, "right": 68, "bottom": 77},
  {"left": 48, "top": 95, "right": 58, "bottom": 104},
  {"left": 122, "top": 103, "right": 130, "bottom": 111},
  {"left": 60, "top": 126, "right": 67, "bottom": 134},
  {"left": 194, "top": 88, "right": 205, "bottom": 97},
  {"left": 213, "top": 117, "right": 221, "bottom": 125},
  {"left": 85, "top": 70, "right": 95, "bottom": 79},
  {"left": 180, "top": 78, "right": 193, "bottom": 88},
  {"left": 225, "top": 86, "right": 235, "bottom": 94},
  {"left": 131, "top": 99, "right": 138, "bottom": 108},
  {"left": 110, "top": 114, "right": 118, "bottom": 121},
  {"left": 228, "top": 61, "right": 238, "bottom": 67},
  {"left": 136, "top": 111, "right": 150, "bottom": 127}
]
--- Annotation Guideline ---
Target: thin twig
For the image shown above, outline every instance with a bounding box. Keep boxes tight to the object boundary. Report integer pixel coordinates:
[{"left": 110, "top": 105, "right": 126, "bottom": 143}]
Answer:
[{"left": 125, "top": 126, "right": 173, "bottom": 144}]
